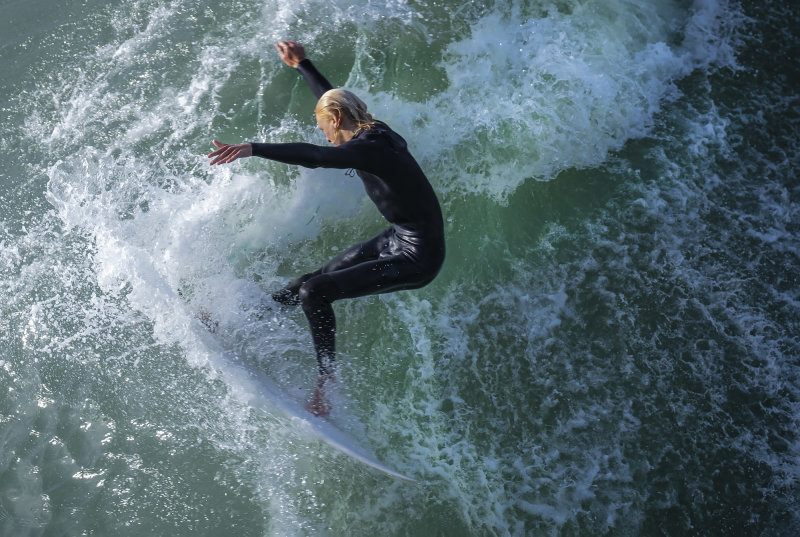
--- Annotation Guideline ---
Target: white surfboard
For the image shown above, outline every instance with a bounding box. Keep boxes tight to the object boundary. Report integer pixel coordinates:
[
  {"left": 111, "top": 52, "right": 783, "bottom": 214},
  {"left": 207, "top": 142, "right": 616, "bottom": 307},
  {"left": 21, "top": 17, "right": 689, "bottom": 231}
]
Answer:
[
  {"left": 235, "top": 364, "right": 416, "bottom": 483},
  {"left": 197, "top": 324, "right": 416, "bottom": 483}
]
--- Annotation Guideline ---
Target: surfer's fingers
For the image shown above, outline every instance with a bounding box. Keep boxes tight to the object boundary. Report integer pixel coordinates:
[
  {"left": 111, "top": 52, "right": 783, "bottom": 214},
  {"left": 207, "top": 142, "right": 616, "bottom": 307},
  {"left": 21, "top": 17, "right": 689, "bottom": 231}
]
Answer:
[
  {"left": 207, "top": 150, "right": 229, "bottom": 164},
  {"left": 207, "top": 140, "right": 228, "bottom": 157},
  {"left": 208, "top": 141, "right": 238, "bottom": 162},
  {"left": 208, "top": 142, "right": 251, "bottom": 165},
  {"left": 275, "top": 40, "right": 305, "bottom": 67},
  {"left": 218, "top": 149, "right": 241, "bottom": 165},
  {"left": 208, "top": 147, "right": 234, "bottom": 165},
  {"left": 276, "top": 41, "right": 291, "bottom": 62}
]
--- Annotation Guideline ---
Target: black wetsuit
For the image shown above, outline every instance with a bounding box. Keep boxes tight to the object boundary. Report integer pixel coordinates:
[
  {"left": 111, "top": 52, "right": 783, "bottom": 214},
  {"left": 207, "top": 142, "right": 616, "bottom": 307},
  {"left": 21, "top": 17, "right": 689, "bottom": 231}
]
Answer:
[{"left": 251, "top": 59, "right": 445, "bottom": 375}]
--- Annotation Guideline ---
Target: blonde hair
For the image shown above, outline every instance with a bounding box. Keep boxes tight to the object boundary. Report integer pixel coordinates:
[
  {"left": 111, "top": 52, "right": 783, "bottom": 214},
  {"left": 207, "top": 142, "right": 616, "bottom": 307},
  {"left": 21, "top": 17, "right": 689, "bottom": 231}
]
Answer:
[{"left": 315, "top": 89, "right": 376, "bottom": 139}]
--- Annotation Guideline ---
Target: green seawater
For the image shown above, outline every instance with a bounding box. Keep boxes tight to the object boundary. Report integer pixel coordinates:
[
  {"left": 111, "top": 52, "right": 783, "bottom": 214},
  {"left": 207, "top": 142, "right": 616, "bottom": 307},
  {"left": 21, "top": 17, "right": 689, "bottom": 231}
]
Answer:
[{"left": 1, "top": 1, "right": 798, "bottom": 535}]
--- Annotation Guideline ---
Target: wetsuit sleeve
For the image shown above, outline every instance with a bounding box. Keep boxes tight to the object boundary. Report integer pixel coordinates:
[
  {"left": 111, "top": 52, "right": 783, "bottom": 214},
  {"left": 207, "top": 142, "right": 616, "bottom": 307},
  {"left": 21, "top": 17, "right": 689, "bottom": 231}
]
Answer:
[
  {"left": 251, "top": 140, "right": 377, "bottom": 172},
  {"left": 296, "top": 59, "right": 334, "bottom": 99}
]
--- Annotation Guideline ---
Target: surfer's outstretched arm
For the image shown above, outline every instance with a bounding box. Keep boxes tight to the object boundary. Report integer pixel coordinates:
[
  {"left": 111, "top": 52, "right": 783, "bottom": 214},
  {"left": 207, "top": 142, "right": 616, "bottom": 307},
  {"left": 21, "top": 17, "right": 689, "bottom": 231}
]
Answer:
[{"left": 275, "top": 40, "right": 333, "bottom": 99}]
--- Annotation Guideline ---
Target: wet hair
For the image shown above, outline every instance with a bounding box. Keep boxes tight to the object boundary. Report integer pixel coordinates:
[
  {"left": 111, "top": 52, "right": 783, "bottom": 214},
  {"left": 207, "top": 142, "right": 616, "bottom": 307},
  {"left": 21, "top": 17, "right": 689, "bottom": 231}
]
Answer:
[{"left": 315, "top": 89, "right": 376, "bottom": 136}]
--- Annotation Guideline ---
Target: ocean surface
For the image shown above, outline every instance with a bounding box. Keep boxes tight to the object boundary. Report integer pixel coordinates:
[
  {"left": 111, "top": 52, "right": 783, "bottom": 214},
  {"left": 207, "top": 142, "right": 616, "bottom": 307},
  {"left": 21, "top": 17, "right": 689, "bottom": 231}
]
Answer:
[{"left": 1, "top": 0, "right": 798, "bottom": 535}]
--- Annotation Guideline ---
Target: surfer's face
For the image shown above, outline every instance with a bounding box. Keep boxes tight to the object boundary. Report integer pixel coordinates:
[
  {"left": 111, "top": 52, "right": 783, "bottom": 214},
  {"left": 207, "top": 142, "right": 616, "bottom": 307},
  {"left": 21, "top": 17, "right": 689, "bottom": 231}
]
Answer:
[{"left": 316, "top": 112, "right": 339, "bottom": 145}]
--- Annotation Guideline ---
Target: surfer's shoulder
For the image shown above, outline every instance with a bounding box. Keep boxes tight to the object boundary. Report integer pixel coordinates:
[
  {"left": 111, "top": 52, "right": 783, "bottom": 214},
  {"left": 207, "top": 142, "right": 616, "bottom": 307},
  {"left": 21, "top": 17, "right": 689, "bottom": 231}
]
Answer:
[{"left": 354, "top": 121, "right": 407, "bottom": 150}]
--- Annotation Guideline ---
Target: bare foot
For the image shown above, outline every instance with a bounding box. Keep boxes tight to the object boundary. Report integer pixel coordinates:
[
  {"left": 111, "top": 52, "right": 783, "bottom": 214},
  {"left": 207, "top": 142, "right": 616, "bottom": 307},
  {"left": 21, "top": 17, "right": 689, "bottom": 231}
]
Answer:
[{"left": 306, "top": 375, "right": 334, "bottom": 417}]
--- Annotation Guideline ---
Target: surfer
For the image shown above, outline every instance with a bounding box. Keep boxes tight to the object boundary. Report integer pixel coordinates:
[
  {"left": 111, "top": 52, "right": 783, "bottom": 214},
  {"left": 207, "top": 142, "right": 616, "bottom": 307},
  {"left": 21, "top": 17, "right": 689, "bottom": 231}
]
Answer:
[{"left": 208, "top": 41, "right": 445, "bottom": 416}]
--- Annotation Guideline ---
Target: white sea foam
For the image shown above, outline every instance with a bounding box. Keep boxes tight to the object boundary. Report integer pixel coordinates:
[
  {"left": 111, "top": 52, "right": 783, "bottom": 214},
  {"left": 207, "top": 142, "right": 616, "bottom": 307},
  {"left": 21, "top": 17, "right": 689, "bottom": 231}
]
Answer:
[{"left": 359, "top": 0, "right": 746, "bottom": 202}]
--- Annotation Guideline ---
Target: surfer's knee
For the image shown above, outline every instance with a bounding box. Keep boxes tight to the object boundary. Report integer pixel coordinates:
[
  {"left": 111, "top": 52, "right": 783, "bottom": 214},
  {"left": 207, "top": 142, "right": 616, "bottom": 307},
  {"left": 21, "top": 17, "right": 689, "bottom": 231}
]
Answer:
[
  {"left": 272, "top": 269, "right": 323, "bottom": 306},
  {"left": 298, "top": 274, "right": 339, "bottom": 312},
  {"left": 297, "top": 282, "right": 316, "bottom": 311}
]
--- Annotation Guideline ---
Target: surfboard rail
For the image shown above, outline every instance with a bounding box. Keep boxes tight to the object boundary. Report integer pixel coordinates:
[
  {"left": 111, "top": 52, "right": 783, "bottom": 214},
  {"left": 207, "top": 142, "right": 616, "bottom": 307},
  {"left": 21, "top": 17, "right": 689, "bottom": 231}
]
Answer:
[{"left": 209, "top": 337, "right": 416, "bottom": 483}]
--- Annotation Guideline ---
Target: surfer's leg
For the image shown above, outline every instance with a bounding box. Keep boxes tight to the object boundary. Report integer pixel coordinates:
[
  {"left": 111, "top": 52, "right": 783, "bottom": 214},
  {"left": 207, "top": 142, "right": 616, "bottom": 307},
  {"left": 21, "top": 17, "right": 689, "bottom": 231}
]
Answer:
[
  {"left": 272, "top": 229, "right": 393, "bottom": 306},
  {"left": 293, "top": 229, "right": 395, "bottom": 375},
  {"left": 289, "top": 225, "right": 440, "bottom": 376},
  {"left": 297, "top": 252, "right": 437, "bottom": 375},
  {"left": 297, "top": 273, "right": 340, "bottom": 375}
]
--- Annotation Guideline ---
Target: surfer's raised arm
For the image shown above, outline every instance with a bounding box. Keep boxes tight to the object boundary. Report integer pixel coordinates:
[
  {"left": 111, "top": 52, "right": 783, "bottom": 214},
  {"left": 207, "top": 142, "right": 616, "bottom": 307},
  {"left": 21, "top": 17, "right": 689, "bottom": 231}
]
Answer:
[
  {"left": 275, "top": 40, "right": 333, "bottom": 99},
  {"left": 275, "top": 40, "right": 306, "bottom": 68}
]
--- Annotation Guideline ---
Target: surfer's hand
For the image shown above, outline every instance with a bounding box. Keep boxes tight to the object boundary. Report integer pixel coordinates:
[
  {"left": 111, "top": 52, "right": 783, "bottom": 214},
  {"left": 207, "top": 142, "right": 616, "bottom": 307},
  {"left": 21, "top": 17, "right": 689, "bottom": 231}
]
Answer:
[
  {"left": 208, "top": 140, "right": 252, "bottom": 165},
  {"left": 307, "top": 375, "right": 333, "bottom": 417},
  {"left": 275, "top": 40, "right": 306, "bottom": 68}
]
